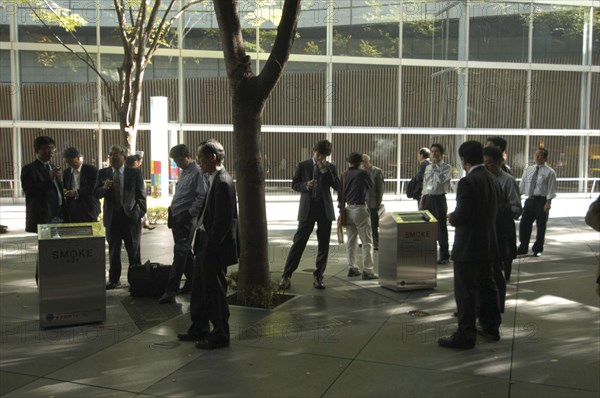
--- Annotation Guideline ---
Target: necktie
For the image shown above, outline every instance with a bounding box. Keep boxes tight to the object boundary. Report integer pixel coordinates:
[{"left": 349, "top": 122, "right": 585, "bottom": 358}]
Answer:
[
  {"left": 113, "top": 170, "right": 122, "bottom": 210},
  {"left": 312, "top": 163, "right": 319, "bottom": 199},
  {"left": 528, "top": 166, "right": 539, "bottom": 197}
]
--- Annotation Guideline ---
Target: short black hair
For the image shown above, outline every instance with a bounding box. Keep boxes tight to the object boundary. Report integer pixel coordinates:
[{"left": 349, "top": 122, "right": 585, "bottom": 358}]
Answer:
[
  {"left": 199, "top": 139, "right": 225, "bottom": 163},
  {"left": 458, "top": 140, "right": 484, "bottom": 165},
  {"left": 483, "top": 145, "right": 503, "bottom": 162},
  {"left": 125, "top": 154, "right": 142, "bottom": 167},
  {"left": 34, "top": 136, "right": 55, "bottom": 151},
  {"left": 313, "top": 140, "right": 332, "bottom": 156},
  {"left": 419, "top": 147, "right": 430, "bottom": 158},
  {"left": 486, "top": 136, "right": 507, "bottom": 153},
  {"left": 63, "top": 147, "right": 81, "bottom": 159},
  {"left": 347, "top": 152, "right": 363, "bottom": 166},
  {"left": 170, "top": 144, "right": 191, "bottom": 159},
  {"left": 431, "top": 143, "right": 445, "bottom": 155}
]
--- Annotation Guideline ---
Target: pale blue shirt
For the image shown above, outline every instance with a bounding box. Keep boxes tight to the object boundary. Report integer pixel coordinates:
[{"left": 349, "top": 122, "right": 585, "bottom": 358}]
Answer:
[
  {"left": 519, "top": 163, "right": 557, "bottom": 201},
  {"left": 422, "top": 161, "right": 451, "bottom": 196}
]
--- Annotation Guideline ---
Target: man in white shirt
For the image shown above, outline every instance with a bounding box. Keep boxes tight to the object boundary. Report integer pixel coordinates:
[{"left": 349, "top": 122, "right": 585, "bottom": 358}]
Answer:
[
  {"left": 62, "top": 147, "right": 101, "bottom": 222},
  {"left": 517, "top": 147, "right": 557, "bottom": 257},
  {"left": 420, "top": 143, "right": 452, "bottom": 264}
]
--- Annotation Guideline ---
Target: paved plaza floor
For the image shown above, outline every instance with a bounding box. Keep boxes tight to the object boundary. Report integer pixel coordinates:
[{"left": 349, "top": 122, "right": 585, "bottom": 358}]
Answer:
[{"left": 0, "top": 196, "right": 598, "bottom": 397}]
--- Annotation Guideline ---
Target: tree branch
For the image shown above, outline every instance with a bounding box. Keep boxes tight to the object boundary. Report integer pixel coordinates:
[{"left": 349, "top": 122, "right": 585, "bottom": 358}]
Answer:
[
  {"left": 26, "top": 0, "right": 119, "bottom": 111},
  {"left": 259, "top": 0, "right": 301, "bottom": 99},
  {"left": 113, "top": 0, "right": 131, "bottom": 48},
  {"left": 213, "top": 0, "right": 253, "bottom": 88}
]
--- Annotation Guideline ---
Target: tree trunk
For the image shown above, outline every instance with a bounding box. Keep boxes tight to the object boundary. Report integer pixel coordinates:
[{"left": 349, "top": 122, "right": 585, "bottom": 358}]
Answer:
[{"left": 233, "top": 83, "right": 270, "bottom": 301}]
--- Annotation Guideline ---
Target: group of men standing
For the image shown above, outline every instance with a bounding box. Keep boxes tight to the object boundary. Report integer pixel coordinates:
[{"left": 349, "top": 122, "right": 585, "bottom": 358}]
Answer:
[
  {"left": 411, "top": 138, "right": 557, "bottom": 349},
  {"left": 21, "top": 134, "right": 558, "bottom": 351},
  {"left": 21, "top": 135, "right": 237, "bottom": 350}
]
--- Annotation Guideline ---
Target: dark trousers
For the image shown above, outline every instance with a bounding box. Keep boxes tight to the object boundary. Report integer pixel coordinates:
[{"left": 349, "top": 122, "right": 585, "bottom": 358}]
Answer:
[
  {"left": 283, "top": 201, "right": 331, "bottom": 279},
  {"left": 519, "top": 197, "right": 549, "bottom": 253},
  {"left": 369, "top": 207, "right": 379, "bottom": 248},
  {"left": 423, "top": 194, "right": 449, "bottom": 260},
  {"left": 166, "top": 211, "right": 195, "bottom": 295},
  {"left": 188, "top": 231, "right": 230, "bottom": 344},
  {"left": 106, "top": 208, "right": 141, "bottom": 284},
  {"left": 491, "top": 260, "right": 506, "bottom": 313},
  {"left": 454, "top": 260, "right": 501, "bottom": 337}
]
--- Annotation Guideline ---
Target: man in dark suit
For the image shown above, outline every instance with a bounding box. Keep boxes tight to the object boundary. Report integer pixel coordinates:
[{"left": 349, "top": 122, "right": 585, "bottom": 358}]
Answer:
[
  {"left": 21, "top": 135, "right": 66, "bottom": 284},
  {"left": 62, "top": 147, "right": 101, "bottom": 223},
  {"left": 178, "top": 139, "right": 238, "bottom": 349},
  {"left": 21, "top": 136, "right": 65, "bottom": 233},
  {"left": 278, "top": 140, "right": 340, "bottom": 290},
  {"left": 94, "top": 145, "right": 147, "bottom": 289},
  {"left": 438, "top": 141, "right": 502, "bottom": 349}
]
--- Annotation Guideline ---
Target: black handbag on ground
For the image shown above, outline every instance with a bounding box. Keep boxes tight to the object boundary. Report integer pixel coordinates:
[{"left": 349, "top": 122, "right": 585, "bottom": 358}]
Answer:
[{"left": 128, "top": 260, "right": 171, "bottom": 298}]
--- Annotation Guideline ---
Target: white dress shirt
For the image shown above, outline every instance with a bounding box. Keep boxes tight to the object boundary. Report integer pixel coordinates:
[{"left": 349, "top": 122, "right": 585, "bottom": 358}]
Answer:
[{"left": 519, "top": 163, "right": 557, "bottom": 201}]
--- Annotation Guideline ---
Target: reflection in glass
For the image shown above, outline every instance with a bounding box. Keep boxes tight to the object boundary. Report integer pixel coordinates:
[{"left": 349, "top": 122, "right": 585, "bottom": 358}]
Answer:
[
  {"left": 184, "top": 59, "right": 229, "bottom": 124},
  {"left": 402, "top": 1, "right": 462, "bottom": 60},
  {"left": 532, "top": 4, "right": 586, "bottom": 64},
  {"left": 333, "top": 1, "right": 399, "bottom": 57},
  {"left": 16, "top": 0, "right": 96, "bottom": 44},
  {"left": 469, "top": 2, "right": 529, "bottom": 62}
]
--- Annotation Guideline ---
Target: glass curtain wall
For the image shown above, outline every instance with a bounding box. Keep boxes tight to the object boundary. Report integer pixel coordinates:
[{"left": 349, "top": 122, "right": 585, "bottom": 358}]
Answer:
[{"left": 0, "top": 0, "right": 598, "bottom": 197}]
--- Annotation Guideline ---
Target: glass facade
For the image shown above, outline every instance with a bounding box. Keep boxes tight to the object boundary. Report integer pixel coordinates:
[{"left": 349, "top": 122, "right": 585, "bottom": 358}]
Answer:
[{"left": 0, "top": 0, "right": 598, "bottom": 196}]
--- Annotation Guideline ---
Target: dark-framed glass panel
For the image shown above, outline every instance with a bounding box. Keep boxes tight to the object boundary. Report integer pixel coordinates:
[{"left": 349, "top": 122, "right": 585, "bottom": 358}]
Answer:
[
  {"left": 17, "top": 0, "right": 96, "bottom": 45},
  {"left": 591, "top": 72, "right": 600, "bottom": 130},
  {"left": 468, "top": 68, "right": 528, "bottom": 129},
  {"left": 19, "top": 50, "right": 96, "bottom": 121},
  {"left": 333, "top": 64, "right": 399, "bottom": 127},
  {"left": 0, "top": 128, "right": 14, "bottom": 197},
  {"left": 183, "top": 58, "right": 230, "bottom": 124},
  {"left": 402, "top": 65, "right": 458, "bottom": 128},
  {"left": 263, "top": 61, "right": 326, "bottom": 126},
  {"left": 0, "top": 50, "right": 11, "bottom": 120},
  {"left": 333, "top": 1, "right": 399, "bottom": 58},
  {"left": 593, "top": 8, "right": 600, "bottom": 66},
  {"left": 100, "top": 54, "right": 179, "bottom": 124},
  {"left": 530, "top": 70, "right": 581, "bottom": 129},
  {"left": 531, "top": 4, "right": 586, "bottom": 65},
  {"left": 402, "top": 0, "right": 462, "bottom": 60},
  {"left": 0, "top": 2, "right": 12, "bottom": 42},
  {"left": 468, "top": 2, "right": 529, "bottom": 62}
]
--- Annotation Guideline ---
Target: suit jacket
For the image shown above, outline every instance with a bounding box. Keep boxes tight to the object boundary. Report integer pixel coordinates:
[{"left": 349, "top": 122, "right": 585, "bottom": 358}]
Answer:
[
  {"left": 63, "top": 163, "right": 101, "bottom": 222},
  {"left": 94, "top": 166, "right": 147, "bottom": 228},
  {"left": 448, "top": 165, "right": 502, "bottom": 263},
  {"left": 292, "top": 159, "right": 340, "bottom": 222},
  {"left": 201, "top": 167, "right": 239, "bottom": 267},
  {"left": 20, "top": 159, "right": 65, "bottom": 233},
  {"left": 366, "top": 166, "right": 384, "bottom": 208}
]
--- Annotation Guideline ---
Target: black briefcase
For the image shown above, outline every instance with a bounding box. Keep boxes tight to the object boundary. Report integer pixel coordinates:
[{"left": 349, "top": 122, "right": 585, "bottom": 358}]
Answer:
[{"left": 128, "top": 260, "right": 171, "bottom": 298}]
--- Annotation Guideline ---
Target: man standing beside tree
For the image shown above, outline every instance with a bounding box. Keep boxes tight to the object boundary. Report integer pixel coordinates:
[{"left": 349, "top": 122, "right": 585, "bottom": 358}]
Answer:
[{"left": 279, "top": 140, "right": 340, "bottom": 290}]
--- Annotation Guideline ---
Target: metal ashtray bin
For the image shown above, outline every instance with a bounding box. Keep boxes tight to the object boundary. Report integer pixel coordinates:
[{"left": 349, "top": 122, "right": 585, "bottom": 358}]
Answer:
[
  {"left": 38, "top": 222, "right": 106, "bottom": 328},
  {"left": 379, "top": 211, "right": 438, "bottom": 291}
]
